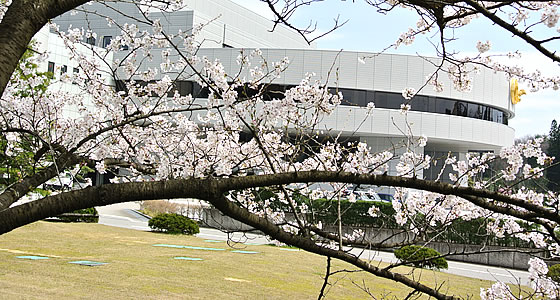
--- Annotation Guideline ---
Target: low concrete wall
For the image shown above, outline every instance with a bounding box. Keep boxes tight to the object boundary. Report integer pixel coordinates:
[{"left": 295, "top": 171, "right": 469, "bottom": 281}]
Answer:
[
  {"left": 330, "top": 225, "right": 553, "bottom": 270},
  {"left": 200, "top": 207, "right": 255, "bottom": 231},
  {"left": 200, "top": 208, "right": 554, "bottom": 270}
]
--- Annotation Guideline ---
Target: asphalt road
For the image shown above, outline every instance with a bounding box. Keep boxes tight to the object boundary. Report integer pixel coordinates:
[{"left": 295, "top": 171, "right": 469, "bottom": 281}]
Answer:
[{"left": 96, "top": 202, "right": 530, "bottom": 286}]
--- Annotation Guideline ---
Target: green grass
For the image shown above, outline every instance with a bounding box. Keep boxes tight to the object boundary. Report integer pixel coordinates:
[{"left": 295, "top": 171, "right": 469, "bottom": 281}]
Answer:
[{"left": 0, "top": 221, "right": 498, "bottom": 299}]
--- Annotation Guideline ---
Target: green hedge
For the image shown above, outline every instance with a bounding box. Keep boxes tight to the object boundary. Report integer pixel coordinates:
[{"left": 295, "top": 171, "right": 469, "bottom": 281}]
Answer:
[
  {"left": 308, "top": 198, "right": 397, "bottom": 228},
  {"left": 148, "top": 213, "right": 200, "bottom": 235},
  {"left": 57, "top": 207, "right": 98, "bottom": 223},
  {"left": 394, "top": 245, "right": 448, "bottom": 269}
]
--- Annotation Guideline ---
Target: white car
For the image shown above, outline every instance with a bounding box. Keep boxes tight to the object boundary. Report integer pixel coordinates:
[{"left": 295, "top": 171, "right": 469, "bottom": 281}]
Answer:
[{"left": 352, "top": 190, "right": 384, "bottom": 202}]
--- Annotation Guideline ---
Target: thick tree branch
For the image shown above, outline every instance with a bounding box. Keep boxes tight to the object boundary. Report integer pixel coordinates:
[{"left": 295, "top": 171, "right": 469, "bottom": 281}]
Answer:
[
  {"left": 4, "top": 171, "right": 558, "bottom": 232},
  {"left": 0, "top": 0, "right": 91, "bottom": 97},
  {"left": 219, "top": 171, "right": 560, "bottom": 224},
  {"left": 0, "top": 151, "right": 84, "bottom": 211}
]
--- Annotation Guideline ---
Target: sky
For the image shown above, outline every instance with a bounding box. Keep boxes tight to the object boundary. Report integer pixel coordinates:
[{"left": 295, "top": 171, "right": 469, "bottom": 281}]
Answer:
[{"left": 231, "top": 0, "right": 560, "bottom": 139}]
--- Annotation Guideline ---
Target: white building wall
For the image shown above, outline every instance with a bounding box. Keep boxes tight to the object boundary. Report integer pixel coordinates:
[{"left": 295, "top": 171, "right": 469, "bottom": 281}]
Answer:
[
  {"left": 34, "top": 27, "right": 114, "bottom": 117},
  {"left": 54, "top": 0, "right": 312, "bottom": 50},
  {"left": 189, "top": 0, "right": 314, "bottom": 49}
]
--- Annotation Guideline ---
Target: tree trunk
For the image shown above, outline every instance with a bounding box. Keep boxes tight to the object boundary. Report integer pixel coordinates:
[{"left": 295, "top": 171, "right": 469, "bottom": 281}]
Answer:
[{"left": 0, "top": 0, "right": 90, "bottom": 97}]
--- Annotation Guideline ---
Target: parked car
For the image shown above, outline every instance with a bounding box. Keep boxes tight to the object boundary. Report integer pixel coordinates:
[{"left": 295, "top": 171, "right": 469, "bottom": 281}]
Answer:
[
  {"left": 352, "top": 190, "right": 384, "bottom": 202},
  {"left": 377, "top": 193, "right": 395, "bottom": 202}
]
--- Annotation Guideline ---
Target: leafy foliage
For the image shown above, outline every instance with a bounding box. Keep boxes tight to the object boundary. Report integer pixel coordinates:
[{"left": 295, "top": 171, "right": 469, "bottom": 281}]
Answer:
[
  {"left": 148, "top": 213, "right": 199, "bottom": 235},
  {"left": 0, "top": 43, "right": 54, "bottom": 190},
  {"left": 310, "top": 198, "right": 397, "bottom": 228},
  {"left": 394, "top": 245, "right": 448, "bottom": 270},
  {"left": 548, "top": 264, "right": 560, "bottom": 283},
  {"left": 547, "top": 120, "right": 560, "bottom": 192}
]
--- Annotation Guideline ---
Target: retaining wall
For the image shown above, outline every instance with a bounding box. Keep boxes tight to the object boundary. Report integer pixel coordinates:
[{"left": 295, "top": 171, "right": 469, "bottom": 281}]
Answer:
[{"left": 199, "top": 208, "right": 554, "bottom": 270}]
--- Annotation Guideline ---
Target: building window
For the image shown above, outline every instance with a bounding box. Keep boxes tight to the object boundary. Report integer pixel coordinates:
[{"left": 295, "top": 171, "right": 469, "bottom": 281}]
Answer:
[
  {"left": 47, "top": 61, "right": 55, "bottom": 74},
  {"left": 60, "top": 65, "right": 67, "bottom": 75},
  {"left": 72, "top": 67, "right": 79, "bottom": 84},
  {"left": 85, "top": 36, "right": 96, "bottom": 46},
  {"left": 102, "top": 36, "right": 112, "bottom": 48}
]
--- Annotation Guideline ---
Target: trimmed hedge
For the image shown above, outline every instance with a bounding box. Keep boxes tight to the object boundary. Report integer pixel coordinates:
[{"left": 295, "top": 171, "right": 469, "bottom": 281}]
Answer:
[
  {"left": 394, "top": 245, "right": 448, "bottom": 269},
  {"left": 148, "top": 213, "right": 199, "bottom": 235},
  {"left": 57, "top": 207, "right": 99, "bottom": 223}
]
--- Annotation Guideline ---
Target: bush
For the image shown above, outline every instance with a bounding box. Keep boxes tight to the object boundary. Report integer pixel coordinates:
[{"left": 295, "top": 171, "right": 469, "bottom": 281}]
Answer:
[
  {"left": 148, "top": 213, "right": 199, "bottom": 235},
  {"left": 394, "top": 245, "right": 448, "bottom": 270},
  {"left": 548, "top": 264, "right": 560, "bottom": 283}
]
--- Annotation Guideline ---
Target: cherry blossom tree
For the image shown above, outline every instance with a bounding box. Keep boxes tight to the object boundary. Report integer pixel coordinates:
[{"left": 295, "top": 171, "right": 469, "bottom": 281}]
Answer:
[{"left": 0, "top": 0, "right": 560, "bottom": 299}]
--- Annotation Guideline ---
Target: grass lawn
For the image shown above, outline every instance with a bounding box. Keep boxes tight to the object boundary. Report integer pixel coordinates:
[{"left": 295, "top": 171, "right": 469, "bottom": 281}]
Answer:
[{"left": 0, "top": 221, "right": 498, "bottom": 299}]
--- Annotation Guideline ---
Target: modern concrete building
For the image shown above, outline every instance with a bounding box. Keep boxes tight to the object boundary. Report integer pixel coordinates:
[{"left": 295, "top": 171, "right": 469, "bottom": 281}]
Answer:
[{"left": 46, "top": 0, "right": 515, "bottom": 181}]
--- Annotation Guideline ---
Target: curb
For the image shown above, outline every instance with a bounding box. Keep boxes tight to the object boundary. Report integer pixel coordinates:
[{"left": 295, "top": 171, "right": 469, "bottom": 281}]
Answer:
[{"left": 129, "top": 209, "right": 152, "bottom": 220}]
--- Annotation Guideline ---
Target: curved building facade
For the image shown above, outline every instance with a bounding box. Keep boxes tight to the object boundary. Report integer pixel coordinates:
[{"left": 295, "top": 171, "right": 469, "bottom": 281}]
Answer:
[{"left": 50, "top": 0, "right": 516, "bottom": 181}]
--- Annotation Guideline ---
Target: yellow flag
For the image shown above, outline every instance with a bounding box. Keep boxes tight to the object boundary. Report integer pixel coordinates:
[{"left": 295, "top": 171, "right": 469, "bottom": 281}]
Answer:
[{"left": 510, "top": 78, "right": 526, "bottom": 105}]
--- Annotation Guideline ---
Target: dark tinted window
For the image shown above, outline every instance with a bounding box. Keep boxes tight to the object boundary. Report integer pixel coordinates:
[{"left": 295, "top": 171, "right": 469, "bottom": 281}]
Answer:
[
  {"left": 411, "top": 95, "right": 429, "bottom": 111},
  {"left": 123, "top": 80, "right": 509, "bottom": 125},
  {"left": 435, "top": 98, "right": 454, "bottom": 115},
  {"left": 375, "top": 92, "right": 403, "bottom": 109},
  {"left": 174, "top": 81, "right": 193, "bottom": 96},
  {"left": 453, "top": 101, "right": 468, "bottom": 116},
  {"left": 48, "top": 61, "right": 55, "bottom": 73},
  {"left": 264, "top": 84, "right": 285, "bottom": 101},
  {"left": 468, "top": 103, "right": 484, "bottom": 119},
  {"left": 102, "top": 36, "right": 112, "bottom": 48},
  {"left": 193, "top": 82, "right": 209, "bottom": 98},
  {"left": 85, "top": 36, "right": 96, "bottom": 46},
  {"left": 337, "top": 89, "right": 365, "bottom": 106}
]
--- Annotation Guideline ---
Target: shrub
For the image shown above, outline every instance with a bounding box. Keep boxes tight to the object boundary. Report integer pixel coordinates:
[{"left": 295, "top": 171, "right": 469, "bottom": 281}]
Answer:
[
  {"left": 148, "top": 213, "right": 199, "bottom": 235},
  {"left": 548, "top": 264, "right": 560, "bottom": 283},
  {"left": 394, "top": 245, "right": 448, "bottom": 269}
]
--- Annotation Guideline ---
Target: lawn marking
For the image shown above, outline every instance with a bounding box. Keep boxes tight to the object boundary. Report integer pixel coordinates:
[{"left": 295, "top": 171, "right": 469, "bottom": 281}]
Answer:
[
  {"left": 68, "top": 260, "right": 108, "bottom": 267},
  {"left": 1, "top": 248, "right": 61, "bottom": 258},
  {"left": 152, "top": 244, "right": 225, "bottom": 251},
  {"left": 231, "top": 250, "right": 259, "bottom": 254},
  {"left": 16, "top": 255, "right": 49, "bottom": 260},
  {"left": 174, "top": 257, "right": 203, "bottom": 261},
  {"left": 224, "top": 277, "right": 250, "bottom": 283}
]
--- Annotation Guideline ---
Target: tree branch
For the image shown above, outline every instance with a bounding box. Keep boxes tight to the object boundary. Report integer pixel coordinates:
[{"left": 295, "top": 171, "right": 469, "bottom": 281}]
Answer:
[{"left": 462, "top": 0, "right": 560, "bottom": 63}]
